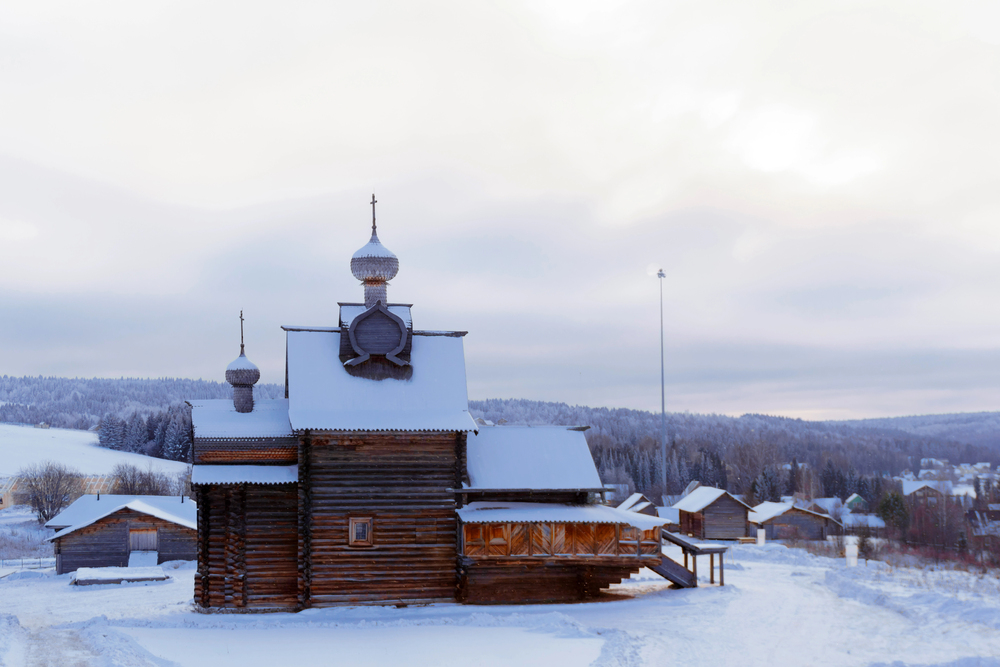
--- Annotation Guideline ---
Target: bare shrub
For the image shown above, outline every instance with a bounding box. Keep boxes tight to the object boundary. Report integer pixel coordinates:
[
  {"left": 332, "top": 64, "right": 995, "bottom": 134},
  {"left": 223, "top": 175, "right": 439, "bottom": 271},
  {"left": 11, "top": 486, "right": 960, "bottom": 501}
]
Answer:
[
  {"left": 110, "top": 463, "right": 174, "bottom": 495},
  {"left": 16, "top": 461, "right": 83, "bottom": 523}
]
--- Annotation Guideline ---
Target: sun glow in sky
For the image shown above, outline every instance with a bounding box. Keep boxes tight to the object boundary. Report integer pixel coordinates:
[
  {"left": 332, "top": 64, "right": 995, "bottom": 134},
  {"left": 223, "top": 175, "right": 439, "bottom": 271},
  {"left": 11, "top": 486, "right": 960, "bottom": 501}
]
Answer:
[{"left": 2, "top": 0, "right": 1000, "bottom": 419}]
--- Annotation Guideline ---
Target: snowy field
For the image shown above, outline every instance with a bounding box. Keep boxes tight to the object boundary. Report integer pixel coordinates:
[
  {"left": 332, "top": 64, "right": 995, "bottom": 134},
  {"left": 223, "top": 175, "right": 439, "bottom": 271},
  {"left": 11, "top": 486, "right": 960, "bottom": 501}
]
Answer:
[
  {"left": 0, "top": 424, "right": 189, "bottom": 477},
  {"left": 1, "top": 542, "right": 997, "bottom": 667}
]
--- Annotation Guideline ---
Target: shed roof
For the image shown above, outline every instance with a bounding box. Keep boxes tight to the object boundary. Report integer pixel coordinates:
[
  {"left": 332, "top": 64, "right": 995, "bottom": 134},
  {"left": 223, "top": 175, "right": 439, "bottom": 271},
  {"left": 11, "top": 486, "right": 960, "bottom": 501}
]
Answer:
[
  {"left": 810, "top": 497, "right": 843, "bottom": 513},
  {"left": 616, "top": 493, "right": 646, "bottom": 511},
  {"left": 191, "top": 464, "right": 298, "bottom": 485},
  {"left": 47, "top": 496, "right": 197, "bottom": 541},
  {"left": 465, "top": 426, "right": 602, "bottom": 491},
  {"left": 672, "top": 486, "right": 751, "bottom": 513},
  {"left": 189, "top": 398, "right": 292, "bottom": 439},
  {"left": 284, "top": 329, "right": 477, "bottom": 432},
  {"left": 456, "top": 501, "right": 668, "bottom": 531}
]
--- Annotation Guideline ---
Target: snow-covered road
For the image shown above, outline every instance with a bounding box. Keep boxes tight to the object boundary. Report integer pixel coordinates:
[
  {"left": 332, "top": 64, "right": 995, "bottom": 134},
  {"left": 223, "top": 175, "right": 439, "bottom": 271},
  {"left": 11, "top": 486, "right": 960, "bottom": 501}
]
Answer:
[{"left": 1, "top": 544, "right": 998, "bottom": 667}]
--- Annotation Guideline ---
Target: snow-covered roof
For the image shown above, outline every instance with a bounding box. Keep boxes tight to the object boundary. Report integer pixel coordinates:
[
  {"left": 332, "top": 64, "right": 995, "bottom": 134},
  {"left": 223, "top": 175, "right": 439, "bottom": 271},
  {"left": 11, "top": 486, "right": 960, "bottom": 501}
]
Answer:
[
  {"left": 748, "top": 501, "right": 838, "bottom": 525},
  {"left": 284, "top": 329, "right": 477, "bottom": 432},
  {"left": 842, "top": 514, "right": 886, "bottom": 529},
  {"left": 456, "top": 501, "right": 668, "bottom": 531},
  {"left": 672, "top": 486, "right": 751, "bottom": 513},
  {"left": 902, "top": 480, "right": 954, "bottom": 496},
  {"left": 46, "top": 494, "right": 195, "bottom": 530},
  {"left": 845, "top": 493, "right": 864, "bottom": 504},
  {"left": 48, "top": 496, "right": 197, "bottom": 541},
  {"left": 189, "top": 398, "right": 292, "bottom": 439},
  {"left": 810, "top": 498, "right": 842, "bottom": 513},
  {"left": 465, "top": 426, "right": 602, "bottom": 491},
  {"left": 191, "top": 464, "right": 298, "bottom": 485},
  {"left": 617, "top": 493, "right": 646, "bottom": 511}
]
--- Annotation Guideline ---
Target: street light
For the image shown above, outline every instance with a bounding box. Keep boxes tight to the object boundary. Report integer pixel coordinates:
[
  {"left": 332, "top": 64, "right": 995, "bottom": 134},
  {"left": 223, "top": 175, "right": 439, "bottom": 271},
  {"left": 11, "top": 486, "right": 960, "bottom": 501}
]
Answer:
[{"left": 658, "top": 268, "right": 667, "bottom": 494}]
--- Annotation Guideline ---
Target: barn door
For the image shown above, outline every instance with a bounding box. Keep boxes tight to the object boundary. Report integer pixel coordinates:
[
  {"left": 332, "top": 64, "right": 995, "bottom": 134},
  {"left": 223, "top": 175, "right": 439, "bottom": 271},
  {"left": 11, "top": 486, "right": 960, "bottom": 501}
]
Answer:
[{"left": 129, "top": 528, "right": 158, "bottom": 551}]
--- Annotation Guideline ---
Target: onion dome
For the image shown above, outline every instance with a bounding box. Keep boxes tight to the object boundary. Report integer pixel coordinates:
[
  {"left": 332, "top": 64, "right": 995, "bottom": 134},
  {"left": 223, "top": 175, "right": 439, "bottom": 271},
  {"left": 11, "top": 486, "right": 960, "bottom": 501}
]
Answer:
[
  {"left": 351, "top": 194, "right": 398, "bottom": 308},
  {"left": 226, "top": 312, "right": 259, "bottom": 413}
]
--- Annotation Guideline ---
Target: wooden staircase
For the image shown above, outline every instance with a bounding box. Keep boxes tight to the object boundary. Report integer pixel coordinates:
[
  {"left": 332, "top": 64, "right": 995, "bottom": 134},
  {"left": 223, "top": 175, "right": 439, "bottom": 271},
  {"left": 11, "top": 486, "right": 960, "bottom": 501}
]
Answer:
[{"left": 648, "top": 555, "right": 697, "bottom": 588}]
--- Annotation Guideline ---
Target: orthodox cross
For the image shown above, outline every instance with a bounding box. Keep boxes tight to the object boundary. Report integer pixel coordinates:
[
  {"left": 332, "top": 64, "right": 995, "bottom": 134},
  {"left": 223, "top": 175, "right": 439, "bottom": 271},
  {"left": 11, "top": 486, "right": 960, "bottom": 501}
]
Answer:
[
  {"left": 371, "top": 193, "right": 377, "bottom": 234},
  {"left": 239, "top": 310, "right": 245, "bottom": 355}
]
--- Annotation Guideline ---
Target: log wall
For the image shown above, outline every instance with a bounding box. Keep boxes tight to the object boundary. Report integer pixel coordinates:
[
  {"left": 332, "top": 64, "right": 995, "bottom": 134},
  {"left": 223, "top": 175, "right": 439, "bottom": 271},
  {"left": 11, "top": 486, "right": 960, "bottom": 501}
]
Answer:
[
  {"left": 54, "top": 508, "right": 196, "bottom": 574},
  {"left": 306, "top": 431, "right": 461, "bottom": 606},
  {"left": 195, "top": 484, "right": 298, "bottom": 610}
]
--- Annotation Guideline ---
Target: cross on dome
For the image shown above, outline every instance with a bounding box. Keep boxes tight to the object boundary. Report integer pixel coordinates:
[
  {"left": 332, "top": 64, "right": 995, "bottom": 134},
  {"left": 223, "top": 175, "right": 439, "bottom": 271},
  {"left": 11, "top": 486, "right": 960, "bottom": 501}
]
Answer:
[{"left": 351, "top": 193, "right": 399, "bottom": 308}]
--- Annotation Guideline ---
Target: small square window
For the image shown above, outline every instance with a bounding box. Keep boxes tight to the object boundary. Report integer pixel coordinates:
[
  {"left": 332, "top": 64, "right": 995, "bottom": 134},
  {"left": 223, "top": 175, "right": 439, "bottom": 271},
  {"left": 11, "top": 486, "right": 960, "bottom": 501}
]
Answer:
[{"left": 349, "top": 517, "right": 374, "bottom": 547}]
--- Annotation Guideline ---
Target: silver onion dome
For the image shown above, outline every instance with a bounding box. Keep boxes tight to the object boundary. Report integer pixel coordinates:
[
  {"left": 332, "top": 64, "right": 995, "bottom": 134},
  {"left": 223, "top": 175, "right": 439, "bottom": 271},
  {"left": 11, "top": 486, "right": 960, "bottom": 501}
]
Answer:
[{"left": 351, "top": 195, "right": 398, "bottom": 308}]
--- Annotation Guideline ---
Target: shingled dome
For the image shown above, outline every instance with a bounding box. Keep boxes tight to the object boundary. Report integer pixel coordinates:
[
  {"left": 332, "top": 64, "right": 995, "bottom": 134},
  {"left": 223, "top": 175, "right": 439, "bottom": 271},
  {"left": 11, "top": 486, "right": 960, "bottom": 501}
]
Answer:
[
  {"left": 226, "top": 351, "right": 259, "bottom": 413},
  {"left": 351, "top": 205, "right": 399, "bottom": 308}
]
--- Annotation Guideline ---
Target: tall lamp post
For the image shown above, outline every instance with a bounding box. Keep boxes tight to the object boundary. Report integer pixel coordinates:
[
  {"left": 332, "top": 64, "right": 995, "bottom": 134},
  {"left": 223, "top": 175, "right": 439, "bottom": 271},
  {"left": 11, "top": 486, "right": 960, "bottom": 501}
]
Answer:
[{"left": 658, "top": 268, "right": 667, "bottom": 494}]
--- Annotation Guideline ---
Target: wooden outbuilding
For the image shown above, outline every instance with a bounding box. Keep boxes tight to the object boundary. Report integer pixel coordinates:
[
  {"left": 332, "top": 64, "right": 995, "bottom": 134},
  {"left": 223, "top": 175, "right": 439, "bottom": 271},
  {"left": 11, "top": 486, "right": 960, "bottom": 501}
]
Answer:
[
  {"left": 189, "top": 215, "right": 671, "bottom": 610},
  {"left": 672, "top": 486, "right": 751, "bottom": 540},
  {"left": 748, "top": 501, "right": 840, "bottom": 541},
  {"left": 46, "top": 495, "right": 196, "bottom": 574}
]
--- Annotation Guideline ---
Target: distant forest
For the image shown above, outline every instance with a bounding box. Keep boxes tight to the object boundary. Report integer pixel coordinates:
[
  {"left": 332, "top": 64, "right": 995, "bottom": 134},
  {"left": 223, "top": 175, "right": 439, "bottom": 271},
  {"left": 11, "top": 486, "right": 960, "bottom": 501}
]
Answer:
[
  {"left": 2, "top": 376, "right": 998, "bottom": 500},
  {"left": 0, "top": 376, "right": 284, "bottom": 462}
]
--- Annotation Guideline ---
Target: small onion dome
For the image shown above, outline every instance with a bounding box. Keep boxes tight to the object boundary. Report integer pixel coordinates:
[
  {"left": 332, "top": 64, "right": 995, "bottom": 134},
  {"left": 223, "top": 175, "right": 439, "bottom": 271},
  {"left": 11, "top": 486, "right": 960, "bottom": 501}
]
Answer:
[
  {"left": 351, "top": 230, "right": 399, "bottom": 283},
  {"left": 225, "top": 352, "right": 260, "bottom": 387}
]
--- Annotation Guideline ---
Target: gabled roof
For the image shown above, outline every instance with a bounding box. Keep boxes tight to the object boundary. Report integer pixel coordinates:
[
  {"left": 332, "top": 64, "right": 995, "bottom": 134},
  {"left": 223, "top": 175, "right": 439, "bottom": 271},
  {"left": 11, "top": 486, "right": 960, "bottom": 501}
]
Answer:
[
  {"left": 45, "top": 494, "right": 193, "bottom": 530},
  {"left": 465, "top": 426, "right": 603, "bottom": 491},
  {"left": 616, "top": 493, "right": 647, "bottom": 511},
  {"left": 47, "top": 495, "right": 197, "bottom": 541},
  {"left": 749, "top": 501, "right": 840, "bottom": 525},
  {"left": 456, "top": 501, "right": 668, "bottom": 531},
  {"left": 672, "top": 486, "right": 751, "bottom": 513},
  {"left": 284, "top": 329, "right": 477, "bottom": 432},
  {"left": 189, "top": 398, "right": 293, "bottom": 439},
  {"left": 811, "top": 497, "right": 843, "bottom": 513},
  {"left": 902, "top": 480, "right": 953, "bottom": 496}
]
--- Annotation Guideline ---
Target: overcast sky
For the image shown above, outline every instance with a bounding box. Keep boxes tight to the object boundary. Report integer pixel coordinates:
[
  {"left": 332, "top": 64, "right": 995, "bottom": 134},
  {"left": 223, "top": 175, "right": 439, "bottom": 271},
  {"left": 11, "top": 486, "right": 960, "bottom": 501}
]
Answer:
[{"left": 2, "top": 0, "right": 1000, "bottom": 419}]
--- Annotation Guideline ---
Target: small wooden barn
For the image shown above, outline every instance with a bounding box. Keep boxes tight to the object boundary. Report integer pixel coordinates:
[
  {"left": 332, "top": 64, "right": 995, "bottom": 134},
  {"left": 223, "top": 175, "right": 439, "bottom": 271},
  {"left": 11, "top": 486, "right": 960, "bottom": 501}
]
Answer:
[
  {"left": 46, "top": 495, "right": 197, "bottom": 574},
  {"left": 672, "top": 486, "right": 751, "bottom": 540},
  {"left": 748, "top": 501, "right": 840, "bottom": 541}
]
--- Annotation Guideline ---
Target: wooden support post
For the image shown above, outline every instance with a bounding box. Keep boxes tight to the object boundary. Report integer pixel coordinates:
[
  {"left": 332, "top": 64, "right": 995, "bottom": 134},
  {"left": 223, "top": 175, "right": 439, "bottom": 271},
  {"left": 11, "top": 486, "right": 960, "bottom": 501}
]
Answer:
[
  {"left": 692, "top": 553, "right": 697, "bottom": 586},
  {"left": 684, "top": 550, "right": 688, "bottom": 569},
  {"left": 720, "top": 552, "right": 724, "bottom": 586},
  {"left": 710, "top": 553, "right": 714, "bottom": 584}
]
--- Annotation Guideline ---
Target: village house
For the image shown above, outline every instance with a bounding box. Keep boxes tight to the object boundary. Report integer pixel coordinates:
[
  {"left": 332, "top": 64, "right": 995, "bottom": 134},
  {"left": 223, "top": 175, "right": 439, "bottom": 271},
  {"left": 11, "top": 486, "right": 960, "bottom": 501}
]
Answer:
[
  {"left": 748, "top": 501, "right": 840, "bottom": 541},
  {"left": 671, "top": 485, "right": 751, "bottom": 540},
  {"left": 46, "top": 494, "right": 196, "bottom": 574},
  {"left": 903, "top": 480, "right": 954, "bottom": 508},
  {"left": 187, "top": 208, "right": 673, "bottom": 610}
]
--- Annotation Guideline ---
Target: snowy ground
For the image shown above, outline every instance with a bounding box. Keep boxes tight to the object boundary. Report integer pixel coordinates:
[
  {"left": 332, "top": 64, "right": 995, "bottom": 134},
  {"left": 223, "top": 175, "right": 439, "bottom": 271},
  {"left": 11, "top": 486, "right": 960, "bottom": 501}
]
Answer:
[
  {"left": 0, "top": 543, "right": 996, "bottom": 667},
  {"left": 0, "top": 424, "right": 188, "bottom": 478}
]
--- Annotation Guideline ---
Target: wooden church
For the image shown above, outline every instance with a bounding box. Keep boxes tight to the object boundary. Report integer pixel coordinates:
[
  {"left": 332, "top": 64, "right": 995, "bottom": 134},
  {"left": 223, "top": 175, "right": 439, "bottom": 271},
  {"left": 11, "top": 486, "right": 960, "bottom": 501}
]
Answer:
[{"left": 188, "top": 201, "right": 668, "bottom": 609}]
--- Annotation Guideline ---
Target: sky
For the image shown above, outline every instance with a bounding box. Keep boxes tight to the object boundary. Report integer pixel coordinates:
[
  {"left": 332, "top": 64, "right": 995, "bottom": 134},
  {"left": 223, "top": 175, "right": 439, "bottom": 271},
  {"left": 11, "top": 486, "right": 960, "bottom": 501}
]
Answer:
[{"left": 2, "top": 0, "right": 1000, "bottom": 420}]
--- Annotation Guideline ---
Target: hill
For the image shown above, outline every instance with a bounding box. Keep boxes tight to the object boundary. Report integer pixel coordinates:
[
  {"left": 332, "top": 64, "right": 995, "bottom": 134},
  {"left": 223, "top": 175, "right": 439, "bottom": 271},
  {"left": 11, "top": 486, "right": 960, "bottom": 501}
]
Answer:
[{"left": 0, "top": 424, "right": 189, "bottom": 478}]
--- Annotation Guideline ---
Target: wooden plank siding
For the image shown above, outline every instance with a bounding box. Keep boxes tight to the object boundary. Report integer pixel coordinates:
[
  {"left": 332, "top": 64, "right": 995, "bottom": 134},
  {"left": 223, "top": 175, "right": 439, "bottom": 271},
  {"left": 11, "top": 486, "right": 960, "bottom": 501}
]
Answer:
[
  {"left": 306, "top": 431, "right": 462, "bottom": 606},
  {"left": 757, "top": 509, "right": 833, "bottom": 541},
  {"left": 53, "top": 508, "right": 196, "bottom": 575},
  {"left": 680, "top": 496, "right": 748, "bottom": 540},
  {"left": 457, "top": 522, "right": 659, "bottom": 603}
]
